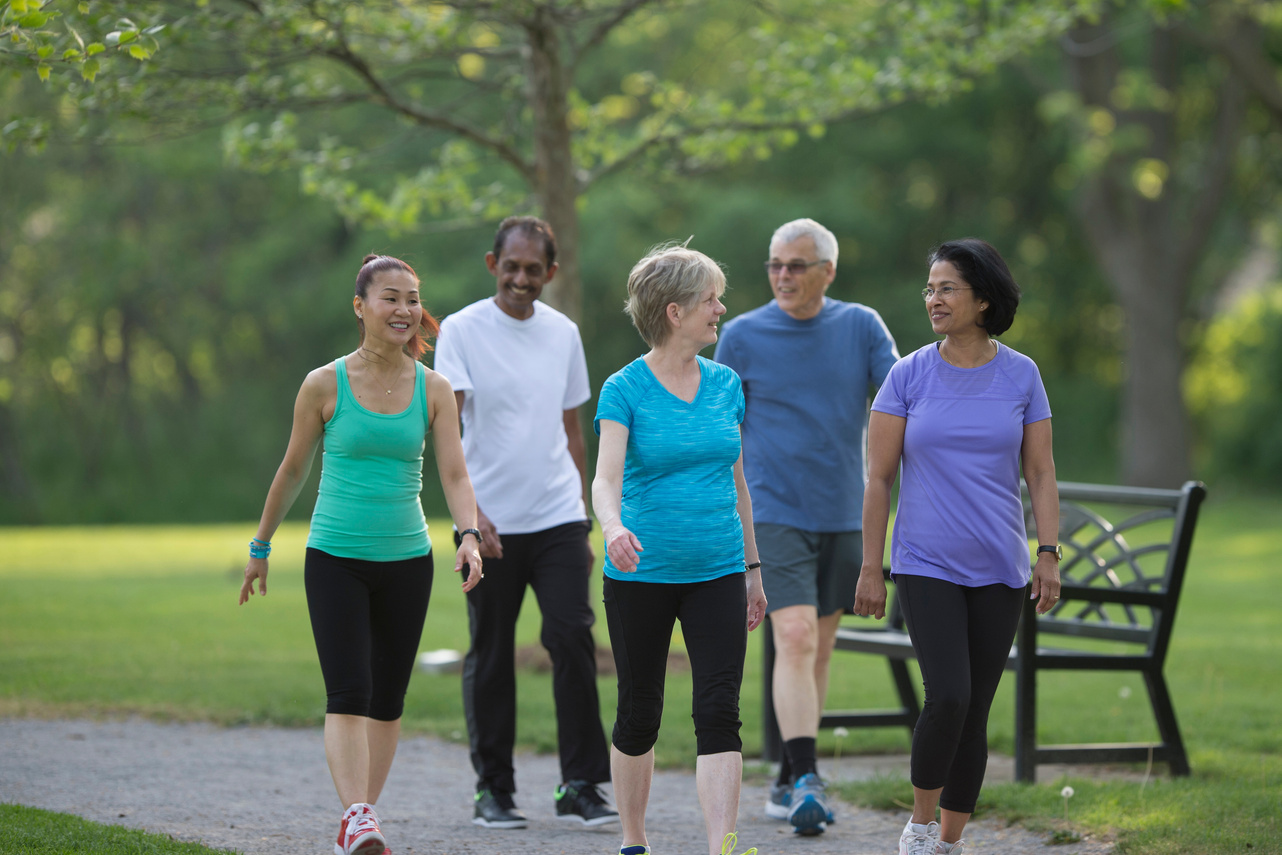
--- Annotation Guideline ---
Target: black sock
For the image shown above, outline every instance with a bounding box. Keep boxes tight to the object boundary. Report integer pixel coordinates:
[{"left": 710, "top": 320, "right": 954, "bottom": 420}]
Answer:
[
  {"left": 783, "top": 737, "right": 818, "bottom": 780},
  {"left": 776, "top": 746, "right": 792, "bottom": 787}
]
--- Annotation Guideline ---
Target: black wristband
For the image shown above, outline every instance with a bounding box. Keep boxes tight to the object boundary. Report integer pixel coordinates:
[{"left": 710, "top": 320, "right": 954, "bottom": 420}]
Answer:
[
  {"left": 460, "top": 528, "right": 483, "bottom": 544},
  {"left": 745, "top": 561, "right": 761, "bottom": 571}
]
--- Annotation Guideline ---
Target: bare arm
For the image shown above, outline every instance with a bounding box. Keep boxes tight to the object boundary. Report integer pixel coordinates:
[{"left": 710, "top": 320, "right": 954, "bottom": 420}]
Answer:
[
  {"left": 734, "top": 448, "right": 766, "bottom": 631},
  {"left": 854, "top": 411, "right": 906, "bottom": 620},
  {"left": 455, "top": 388, "right": 501, "bottom": 558},
  {"left": 1022, "top": 418, "right": 1061, "bottom": 614},
  {"left": 564, "top": 406, "right": 595, "bottom": 566},
  {"left": 591, "top": 418, "right": 642, "bottom": 572},
  {"left": 434, "top": 375, "right": 483, "bottom": 591},
  {"left": 239, "top": 367, "right": 332, "bottom": 604}
]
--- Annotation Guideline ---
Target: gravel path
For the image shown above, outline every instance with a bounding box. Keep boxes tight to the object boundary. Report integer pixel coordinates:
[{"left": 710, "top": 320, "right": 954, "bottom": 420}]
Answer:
[{"left": 0, "top": 718, "right": 1113, "bottom": 854}]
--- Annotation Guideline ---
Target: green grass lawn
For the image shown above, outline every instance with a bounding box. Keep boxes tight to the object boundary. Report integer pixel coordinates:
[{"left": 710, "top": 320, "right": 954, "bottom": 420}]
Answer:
[
  {"left": 2, "top": 494, "right": 1280, "bottom": 853},
  {"left": 0, "top": 804, "right": 237, "bottom": 855}
]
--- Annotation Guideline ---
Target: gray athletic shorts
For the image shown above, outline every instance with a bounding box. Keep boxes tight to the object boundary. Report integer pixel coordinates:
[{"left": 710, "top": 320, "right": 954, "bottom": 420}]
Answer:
[{"left": 756, "top": 523, "right": 863, "bottom": 617}]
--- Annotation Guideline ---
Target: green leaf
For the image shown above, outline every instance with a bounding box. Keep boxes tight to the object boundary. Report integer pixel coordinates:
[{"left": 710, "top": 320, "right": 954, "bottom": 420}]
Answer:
[
  {"left": 12, "top": 0, "right": 32, "bottom": 16},
  {"left": 79, "top": 2, "right": 90, "bottom": 13},
  {"left": 36, "top": 64, "right": 50, "bottom": 83},
  {"left": 63, "top": 48, "right": 82, "bottom": 60},
  {"left": 18, "top": 12, "right": 51, "bottom": 27},
  {"left": 127, "top": 43, "right": 150, "bottom": 60},
  {"left": 86, "top": 42, "right": 105, "bottom": 55},
  {"left": 80, "top": 57, "right": 99, "bottom": 81},
  {"left": 37, "top": 44, "right": 54, "bottom": 59}
]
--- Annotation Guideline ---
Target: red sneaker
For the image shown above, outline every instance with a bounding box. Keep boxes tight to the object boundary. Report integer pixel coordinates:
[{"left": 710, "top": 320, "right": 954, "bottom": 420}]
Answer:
[{"left": 335, "top": 804, "right": 386, "bottom": 855}]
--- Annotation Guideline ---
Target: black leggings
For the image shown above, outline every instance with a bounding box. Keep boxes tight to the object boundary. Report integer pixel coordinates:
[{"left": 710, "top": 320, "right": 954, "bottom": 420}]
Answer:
[
  {"left": 603, "top": 572, "right": 747, "bottom": 757},
  {"left": 897, "top": 574, "right": 1024, "bottom": 814},
  {"left": 305, "top": 548, "right": 433, "bottom": 721}
]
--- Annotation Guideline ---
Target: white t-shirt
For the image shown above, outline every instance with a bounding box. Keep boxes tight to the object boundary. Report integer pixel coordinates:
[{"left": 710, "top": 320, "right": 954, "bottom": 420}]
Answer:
[{"left": 434, "top": 297, "right": 591, "bottom": 534}]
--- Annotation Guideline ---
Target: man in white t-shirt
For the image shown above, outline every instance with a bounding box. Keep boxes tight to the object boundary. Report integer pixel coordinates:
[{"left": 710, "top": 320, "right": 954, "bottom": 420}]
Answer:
[{"left": 433, "top": 216, "right": 616, "bottom": 832}]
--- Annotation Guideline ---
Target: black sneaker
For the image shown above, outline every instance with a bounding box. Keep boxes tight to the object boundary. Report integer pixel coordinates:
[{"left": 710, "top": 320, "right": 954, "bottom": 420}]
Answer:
[
  {"left": 554, "top": 779, "right": 620, "bottom": 827},
  {"left": 473, "top": 789, "right": 528, "bottom": 829}
]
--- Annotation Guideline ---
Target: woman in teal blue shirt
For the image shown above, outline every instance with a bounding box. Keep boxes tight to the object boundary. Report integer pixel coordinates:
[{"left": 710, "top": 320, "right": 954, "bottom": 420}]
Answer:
[
  {"left": 593, "top": 243, "right": 766, "bottom": 855},
  {"left": 239, "top": 255, "right": 483, "bottom": 855}
]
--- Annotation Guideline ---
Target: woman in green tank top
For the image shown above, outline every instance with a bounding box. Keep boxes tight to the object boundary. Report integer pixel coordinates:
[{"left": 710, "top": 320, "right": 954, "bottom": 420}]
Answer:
[{"left": 239, "top": 254, "right": 484, "bottom": 855}]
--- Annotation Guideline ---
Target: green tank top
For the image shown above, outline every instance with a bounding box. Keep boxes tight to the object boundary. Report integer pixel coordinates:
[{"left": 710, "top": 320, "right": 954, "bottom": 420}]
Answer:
[{"left": 307, "top": 357, "right": 432, "bottom": 561}]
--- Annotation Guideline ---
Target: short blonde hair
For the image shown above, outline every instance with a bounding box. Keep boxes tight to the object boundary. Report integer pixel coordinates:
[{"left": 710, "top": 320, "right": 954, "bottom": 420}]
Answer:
[{"left": 624, "top": 243, "right": 727, "bottom": 347}]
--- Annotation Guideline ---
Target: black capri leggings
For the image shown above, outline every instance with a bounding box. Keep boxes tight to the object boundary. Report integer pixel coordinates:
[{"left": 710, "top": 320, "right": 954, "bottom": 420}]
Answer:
[
  {"left": 896, "top": 574, "right": 1024, "bottom": 814},
  {"left": 305, "top": 548, "right": 433, "bottom": 721},
  {"left": 603, "top": 571, "right": 747, "bottom": 757}
]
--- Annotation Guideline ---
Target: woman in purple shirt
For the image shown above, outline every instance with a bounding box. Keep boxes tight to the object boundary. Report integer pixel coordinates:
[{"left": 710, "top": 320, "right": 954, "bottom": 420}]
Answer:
[{"left": 855, "top": 239, "right": 1061, "bottom": 855}]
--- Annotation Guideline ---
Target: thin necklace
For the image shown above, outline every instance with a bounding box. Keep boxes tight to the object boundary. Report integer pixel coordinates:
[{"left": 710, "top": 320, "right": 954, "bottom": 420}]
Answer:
[
  {"left": 359, "top": 348, "right": 406, "bottom": 395},
  {"left": 939, "top": 338, "right": 996, "bottom": 368}
]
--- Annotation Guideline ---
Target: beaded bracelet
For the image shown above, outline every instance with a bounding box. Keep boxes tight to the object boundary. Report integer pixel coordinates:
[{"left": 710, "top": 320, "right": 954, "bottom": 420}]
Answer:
[{"left": 249, "top": 538, "right": 271, "bottom": 560}]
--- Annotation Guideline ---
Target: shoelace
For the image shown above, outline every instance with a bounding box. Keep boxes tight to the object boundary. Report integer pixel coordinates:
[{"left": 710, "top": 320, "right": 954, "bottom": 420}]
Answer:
[
  {"left": 720, "top": 831, "right": 757, "bottom": 855},
  {"left": 347, "top": 807, "right": 380, "bottom": 838},
  {"left": 903, "top": 828, "right": 936, "bottom": 855}
]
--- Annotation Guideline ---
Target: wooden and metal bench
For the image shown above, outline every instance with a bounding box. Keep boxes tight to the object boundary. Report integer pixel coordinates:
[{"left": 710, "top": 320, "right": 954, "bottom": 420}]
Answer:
[{"left": 760, "top": 480, "right": 1207, "bottom": 782}]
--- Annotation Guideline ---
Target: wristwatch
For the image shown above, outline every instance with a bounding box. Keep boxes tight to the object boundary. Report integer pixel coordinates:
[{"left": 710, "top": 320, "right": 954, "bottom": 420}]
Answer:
[
  {"left": 460, "top": 528, "right": 483, "bottom": 544},
  {"left": 1037, "top": 544, "right": 1063, "bottom": 560}
]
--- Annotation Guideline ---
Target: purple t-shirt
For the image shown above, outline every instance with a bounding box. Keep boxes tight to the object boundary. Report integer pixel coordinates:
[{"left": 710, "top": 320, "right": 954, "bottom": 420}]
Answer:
[{"left": 871, "top": 342, "right": 1052, "bottom": 588}]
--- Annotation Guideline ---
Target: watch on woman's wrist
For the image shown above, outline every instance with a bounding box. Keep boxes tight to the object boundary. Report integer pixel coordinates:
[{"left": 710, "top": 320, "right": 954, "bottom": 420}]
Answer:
[
  {"left": 1037, "top": 544, "right": 1063, "bottom": 561},
  {"left": 460, "top": 527, "right": 483, "bottom": 544}
]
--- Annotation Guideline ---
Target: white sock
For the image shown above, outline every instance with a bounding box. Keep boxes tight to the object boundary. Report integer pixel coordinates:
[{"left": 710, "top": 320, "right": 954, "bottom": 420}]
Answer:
[{"left": 909, "top": 820, "right": 934, "bottom": 833}]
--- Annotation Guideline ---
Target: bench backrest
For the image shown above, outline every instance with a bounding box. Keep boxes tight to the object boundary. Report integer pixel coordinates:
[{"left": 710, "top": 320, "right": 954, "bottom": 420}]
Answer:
[{"left": 1025, "top": 480, "right": 1206, "bottom": 659}]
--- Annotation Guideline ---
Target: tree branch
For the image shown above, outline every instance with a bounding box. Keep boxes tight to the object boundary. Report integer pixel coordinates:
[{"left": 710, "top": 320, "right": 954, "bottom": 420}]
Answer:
[
  {"left": 569, "top": 0, "right": 664, "bottom": 67},
  {"left": 1174, "top": 71, "right": 1246, "bottom": 277},
  {"left": 321, "top": 38, "right": 534, "bottom": 182},
  {"left": 1182, "top": 15, "right": 1282, "bottom": 126}
]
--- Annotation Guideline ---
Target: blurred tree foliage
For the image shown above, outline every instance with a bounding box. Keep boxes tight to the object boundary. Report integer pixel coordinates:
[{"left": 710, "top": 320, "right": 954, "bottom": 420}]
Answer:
[{"left": 2, "top": 1, "right": 1281, "bottom": 522}]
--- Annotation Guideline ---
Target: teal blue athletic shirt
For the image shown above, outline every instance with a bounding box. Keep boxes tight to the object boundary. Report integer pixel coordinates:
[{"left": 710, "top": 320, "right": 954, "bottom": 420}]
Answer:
[
  {"left": 594, "top": 356, "right": 745, "bottom": 584},
  {"left": 307, "top": 358, "right": 432, "bottom": 561}
]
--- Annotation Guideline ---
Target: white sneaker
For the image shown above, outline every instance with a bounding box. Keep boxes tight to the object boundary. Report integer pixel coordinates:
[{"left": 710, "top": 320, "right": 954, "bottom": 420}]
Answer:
[
  {"left": 936, "top": 840, "right": 967, "bottom": 854},
  {"left": 898, "top": 818, "right": 940, "bottom": 855},
  {"left": 335, "top": 804, "right": 386, "bottom": 855}
]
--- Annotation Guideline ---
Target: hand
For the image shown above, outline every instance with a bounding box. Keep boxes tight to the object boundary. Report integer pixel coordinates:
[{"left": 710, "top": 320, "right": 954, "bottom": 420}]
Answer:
[
  {"left": 456, "top": 540, "right": 484, "bottom": 592},
  {"left": 1030, "top": 555, "right": 1061, "bottom": 614},
  {"left": 476, "top": 508, "right": 503, "bottom": 559},
  {"left": 604, "top": 525, "right": 643, "bottom": 573},
  {"left": 852, "top": 564, "right": 887, "bottom": 620},
  {"left": 239, "top": 557, "right": 268, "bottom": 605},
  {"left": 745, "top": 571, "right": 767, "bottom": 632}
]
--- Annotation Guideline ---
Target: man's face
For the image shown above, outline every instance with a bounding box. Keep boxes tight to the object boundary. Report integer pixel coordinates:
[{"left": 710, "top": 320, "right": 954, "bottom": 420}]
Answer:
[
  {"left": 487, "top": 232, "right": 556, "bottom": 320},
  {"left": 767, "top": 235, "right": 834, "bottom": 320}
]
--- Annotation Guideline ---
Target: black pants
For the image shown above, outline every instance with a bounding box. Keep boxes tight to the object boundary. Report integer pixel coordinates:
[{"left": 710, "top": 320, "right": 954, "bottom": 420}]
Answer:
[
  {"left": 461, "top": 522, "right": 610, "bottom": 793},
  {"left": 897, "top": 574, "right": 1025, "bottom": 814},
  {"left": 304, "top": 548, "right": 433, "bottom": 721},
  {"left": 603, "top": 572, "right": 748, "bottom": 757}
]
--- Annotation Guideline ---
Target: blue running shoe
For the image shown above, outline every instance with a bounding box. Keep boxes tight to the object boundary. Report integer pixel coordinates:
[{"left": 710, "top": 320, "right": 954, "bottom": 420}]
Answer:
[{"left": 786, "top": 773, "right": 830, "bottom": 836}]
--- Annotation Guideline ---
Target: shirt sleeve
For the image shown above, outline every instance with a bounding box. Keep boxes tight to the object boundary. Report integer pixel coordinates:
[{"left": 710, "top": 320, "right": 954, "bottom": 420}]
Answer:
[
  {"left": 594, "top": 372, "right": 634, "bottom": 436},
  {"left": 871, "top": 358, "right": 910, "bottom": 418},
  {"left": 864, "top": 308, "right": 900, "bottom": 388},
  {"left": 432, "top": 316, "right": 472, "bottom": 393},
  {"left": 1022, "top": 359, "right": 1053, "bottom": 424},
  {"left": 562, "top": 323, "right": 591, "bottom": 411}
]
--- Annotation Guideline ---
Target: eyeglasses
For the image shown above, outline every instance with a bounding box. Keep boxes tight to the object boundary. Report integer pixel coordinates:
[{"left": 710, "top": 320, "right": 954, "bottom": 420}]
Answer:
[
  {"left": 765, "top": 260, "right": 827, "bottom": 276},
  {"left": 921, "top": 286, "right": 972, "bottom": 300}
]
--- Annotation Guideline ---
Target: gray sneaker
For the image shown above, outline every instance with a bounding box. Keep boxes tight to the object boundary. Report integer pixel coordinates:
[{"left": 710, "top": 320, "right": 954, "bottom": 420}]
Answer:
[
  {"left": 786, "top": 773, "right": 831, "bottom": 836},
  {"left": 765, "top": 781, "right": 791, "bottom": 820}
]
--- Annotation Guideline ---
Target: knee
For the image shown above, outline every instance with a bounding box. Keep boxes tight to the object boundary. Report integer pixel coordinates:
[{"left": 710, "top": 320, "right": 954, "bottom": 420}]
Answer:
[
  {"left": 772, "top": 612, "right": 819, "bottom": 661},
  {"left": 693, "top": 695, "right": 742, "bottom": 756},
  {"left": 924, "top": 685, "right": 971, "bottom": 730},
  {"left": 612, "top": 703, "right": 663, "bottom": 756}
]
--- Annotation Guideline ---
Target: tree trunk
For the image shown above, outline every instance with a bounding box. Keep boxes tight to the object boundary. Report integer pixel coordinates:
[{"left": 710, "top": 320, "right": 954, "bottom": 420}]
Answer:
[
  {"left": 1063, "top": 19, "right": 1242, "bottom": 486},
  {"left": 524, "top": 9, "right": 583, "bottom": 321}
]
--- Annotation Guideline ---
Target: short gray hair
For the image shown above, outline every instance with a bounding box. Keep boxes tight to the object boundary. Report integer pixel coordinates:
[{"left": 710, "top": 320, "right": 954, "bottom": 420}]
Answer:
[
  {"left": 624, "top": 243, "right": 727, "bottom": 347},
  {"left": 771, "top": 218, "right": 839, "bottom": 268}
]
